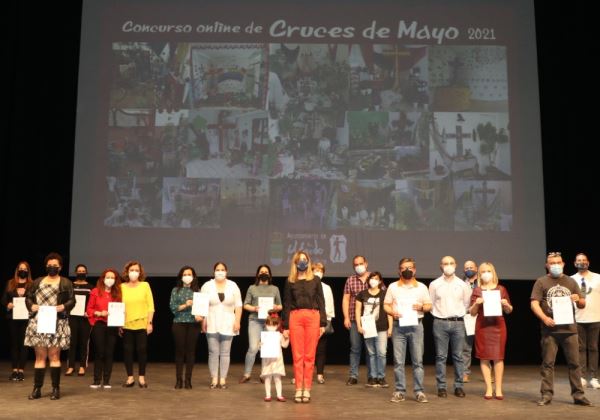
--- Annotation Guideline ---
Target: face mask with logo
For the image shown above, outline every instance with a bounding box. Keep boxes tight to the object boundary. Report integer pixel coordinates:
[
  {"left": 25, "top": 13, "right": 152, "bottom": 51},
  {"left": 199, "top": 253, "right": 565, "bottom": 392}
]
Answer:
[
  {"left": 214, "top": 271, "right": 226, "bottom": 281},
  {"left": 575, "top": 263, "right": 589, "bottom": 272},
  {"left": 549, "top": 264, "right": 563, "bottom": 278},
  {"left": 104, "top": 278, "right": 115, "bottom": 288},
  {"left": 369, "top": 279, "right": 380, "bottom": 289},
  {"left": 401, "top": 269, "right": 413, "bottom": 280},
  {"left": 182, "top": 275, "right": 193, "bottom": 285},
  {"left": 464, "top": 269, "right": 476, "bottom": 279},
  {"left": 46, "top": 266, "right": 60, "bottom": 277},
  {"left": 17, "top": 270, "right": 28, "bottom": 279},
  {"left": 443, "top": 266, "right": 455, "bottom": 276},
  {"left": 296, "top": 260, "right": 308, "bottom": 272},
  {"left": 128, "top": 271, "right": 140, "bottom": 281},
  {"left": 480, "top": 272, "right": 493, "bottom": 283},
  {"left": 355, "top": 264, "right": 366, "bottom": 275}
]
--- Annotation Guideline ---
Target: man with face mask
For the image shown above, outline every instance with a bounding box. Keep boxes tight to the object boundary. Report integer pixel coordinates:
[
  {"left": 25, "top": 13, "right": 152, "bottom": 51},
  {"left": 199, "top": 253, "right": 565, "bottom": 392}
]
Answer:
[
  {"left": 531, "top": 252, "right": 592, "bottom": 406},
  {"left": 428, "top": 256, "right": 471, "bottom": 398},
  {"left": 462, "top": 260, "right": 478, "bottom": 383},
  {"left": 570, "top": 253, "right": 600, "bottom": 390}
]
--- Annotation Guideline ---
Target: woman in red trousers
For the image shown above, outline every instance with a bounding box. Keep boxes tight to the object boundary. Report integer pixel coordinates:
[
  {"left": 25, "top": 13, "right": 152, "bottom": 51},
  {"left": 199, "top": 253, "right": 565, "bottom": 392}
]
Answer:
[{"left": 282, "top": 251, "right": 326, "bottom": 403}]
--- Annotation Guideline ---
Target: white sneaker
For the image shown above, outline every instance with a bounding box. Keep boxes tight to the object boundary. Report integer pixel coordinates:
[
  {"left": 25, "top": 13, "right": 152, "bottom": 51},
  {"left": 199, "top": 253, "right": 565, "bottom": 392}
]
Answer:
[
  {"left": 589, "top": 378, "right": 600, "bottom": 389},
  {"left": 581, "top": 377, "right": 587, "bottom": 387}
]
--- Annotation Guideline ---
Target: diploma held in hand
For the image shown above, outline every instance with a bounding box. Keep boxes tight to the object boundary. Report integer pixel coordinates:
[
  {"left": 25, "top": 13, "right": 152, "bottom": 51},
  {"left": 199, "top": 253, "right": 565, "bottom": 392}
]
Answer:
[
  {"left": 258, "top": 297, "right": 274, "bottom": 319},
  {"left": 37, "top": 305, "right": 57, "bottom": 334},
  {"left": 463, "top": 313, "right": 477, "bottom": 336},
  {"left": 107, "top": 302, "right": 125, "bottom": 327},
  {"left": 361, "top": 314, "right": 378, "bottom": 338},
  {"left": 12, "top": 297, "right": 29, "bottom": 320},
  {"left": 482, "top": 290, "right": 502, "bottom": 317},
  {"left": 552, "top": 296, "right": 575, "bottom": 325},
  {"left": 397, "top": 300, "right": 418, "bottom": 327},
  {"left": 191, "top": 292, "right": 209, "bottom": 316},
  {"left": 260, "top": 331, "right": 280, "bottom": 358}
]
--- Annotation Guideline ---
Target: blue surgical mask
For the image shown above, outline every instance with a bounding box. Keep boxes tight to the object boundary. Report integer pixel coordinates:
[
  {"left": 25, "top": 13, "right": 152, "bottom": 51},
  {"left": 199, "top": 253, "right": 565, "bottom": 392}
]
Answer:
[
  {"left": 296, "top": 261, "right": 308, "bottom": 272},
  {"left": 549, "top": 264, "right": 563, "bottom": 278},
  {"left": 464, "top": 269, "right": 476, "bottom": 279}
]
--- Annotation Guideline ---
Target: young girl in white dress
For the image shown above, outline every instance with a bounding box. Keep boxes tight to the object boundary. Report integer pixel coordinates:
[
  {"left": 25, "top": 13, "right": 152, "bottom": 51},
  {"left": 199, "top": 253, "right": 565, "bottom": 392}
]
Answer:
[{"left": 261, "top": 314, "right": 289, "bottom": 402}]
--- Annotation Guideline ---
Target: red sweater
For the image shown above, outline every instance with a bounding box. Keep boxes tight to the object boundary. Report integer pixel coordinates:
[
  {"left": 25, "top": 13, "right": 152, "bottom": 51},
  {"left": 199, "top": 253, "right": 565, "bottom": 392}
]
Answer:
[{"left": 86, "top": 288, "right": 121, "bottom": 326}]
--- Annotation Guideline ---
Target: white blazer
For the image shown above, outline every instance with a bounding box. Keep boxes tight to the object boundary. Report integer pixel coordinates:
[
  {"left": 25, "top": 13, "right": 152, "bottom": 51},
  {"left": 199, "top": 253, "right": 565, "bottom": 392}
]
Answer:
[{"left": 200, "top": 279, "right": 243, "bottom": 336}]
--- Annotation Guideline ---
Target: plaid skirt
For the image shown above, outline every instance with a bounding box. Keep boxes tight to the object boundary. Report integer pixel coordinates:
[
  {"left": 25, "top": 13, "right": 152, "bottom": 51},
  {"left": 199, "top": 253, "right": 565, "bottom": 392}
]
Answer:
[{"left": 24, "top": 317, "right": 71, "bottom": 349}]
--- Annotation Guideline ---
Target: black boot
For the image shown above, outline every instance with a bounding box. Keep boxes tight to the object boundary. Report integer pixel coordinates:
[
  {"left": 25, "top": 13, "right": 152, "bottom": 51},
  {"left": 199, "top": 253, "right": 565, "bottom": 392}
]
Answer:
[
  {"left": 184, "top": 378, "right": 192, "bottom": 389},
  {"left": 50, "top": 367, "right": 61, "bottom": 400},
  {"left": 175, "top": 378, "right": 183, "bottom": 389},
  {"left": 28, "top": 368, "right": 45, "bottom": 400}
]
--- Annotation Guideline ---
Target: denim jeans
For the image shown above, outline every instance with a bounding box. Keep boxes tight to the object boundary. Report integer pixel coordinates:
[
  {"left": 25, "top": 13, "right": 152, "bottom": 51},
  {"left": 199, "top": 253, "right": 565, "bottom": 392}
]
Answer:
[
  {"left": 206, "top": 333, "right": 233, "bottom": 379},
  {"left": 392, "top": 322, "right": 425, "bottom": 394},
  {"left": 243, "top": 318, "right": 265, "bottom": 376},
  {"left": 364, "top": 331, "right": 388, "bottom": 379},
  {"left": 433, "top": 318, "right": 465, "bottom": 390},
  {"left": 349, "top": 321, "right": 372, "bottom": 379}
]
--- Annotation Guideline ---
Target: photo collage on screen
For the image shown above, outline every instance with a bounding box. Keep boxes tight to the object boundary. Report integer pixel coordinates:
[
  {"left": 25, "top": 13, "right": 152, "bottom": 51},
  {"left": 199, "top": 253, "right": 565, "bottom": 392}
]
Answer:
[{"left": 105, "top": 42, "right": 512, "bottom": 231}]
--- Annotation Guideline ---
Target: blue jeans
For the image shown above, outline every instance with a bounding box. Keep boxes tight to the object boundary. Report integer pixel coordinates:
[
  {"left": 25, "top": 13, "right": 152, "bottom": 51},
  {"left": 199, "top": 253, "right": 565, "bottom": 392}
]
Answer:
[
  {"left": 392, "top": 322, "right": 425, "bottom": 394},
  {"left": 364, "top": 331, "right": 388, "bottom": 379},
  {"left": 243, "top": 318, "right": 264, "bottom": 376},
  {"left": 349, "top": 321, "right": 372, "bottom": 379},
  {"left": 206, "top": 333, "right": 233, "bottom": 379},
  {"left": 433, "top": 318, "right": 465, "bottom": 390}
]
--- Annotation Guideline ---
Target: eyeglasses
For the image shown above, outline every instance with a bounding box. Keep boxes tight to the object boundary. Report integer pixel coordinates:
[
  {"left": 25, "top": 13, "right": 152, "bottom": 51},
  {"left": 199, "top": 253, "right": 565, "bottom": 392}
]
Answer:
[{"left": 547, "top": 252, "right": 561, "bottom": 257}]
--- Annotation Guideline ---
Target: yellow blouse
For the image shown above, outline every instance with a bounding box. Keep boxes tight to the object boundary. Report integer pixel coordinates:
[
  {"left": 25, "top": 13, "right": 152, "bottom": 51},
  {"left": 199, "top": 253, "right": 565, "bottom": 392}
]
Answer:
[{"left": 121, "top": 281, "right": 154, "bottom": 330}]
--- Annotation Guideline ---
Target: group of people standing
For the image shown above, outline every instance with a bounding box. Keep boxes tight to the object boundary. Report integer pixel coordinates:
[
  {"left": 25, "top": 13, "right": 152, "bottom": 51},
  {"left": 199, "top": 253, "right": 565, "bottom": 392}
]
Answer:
[{"left": 2, "top": 250, "right": 599, "bottom": 407}]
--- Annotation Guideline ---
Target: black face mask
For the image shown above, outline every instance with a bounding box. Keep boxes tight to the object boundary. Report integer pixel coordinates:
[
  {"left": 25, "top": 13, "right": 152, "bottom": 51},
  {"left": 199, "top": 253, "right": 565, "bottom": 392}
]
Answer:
[
  {"left": 46, "top": 266, "right": 60, "bottom": 276},
  {"left": 17, "top": 270, "right": 29, "bottom": 279},
  {"left": 258, "top": 273, "right": 271, "bottom": 282},
  {"left": 76, "top": 273, "right": 87, "bottom": 281},
  {"left": 401, "top": 269, "right": 413, "bottom": 280}
]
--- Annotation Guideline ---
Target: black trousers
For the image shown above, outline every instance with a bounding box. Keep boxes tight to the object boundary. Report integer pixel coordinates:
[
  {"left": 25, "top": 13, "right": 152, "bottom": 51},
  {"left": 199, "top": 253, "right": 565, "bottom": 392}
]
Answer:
[
  {"left": 123, "top": 329, "right": 147, "bottom": 376},
  {"left": 67, "top": 316, "right": 91, "bottom": 368},
  {"left": 91, "top": 321, "right": 118, "bottom": 383},
  {"left": 9, "top": 320, "right": 28, "bottom": 369},
  {"left": 315, "top": 333, "right": 329, "bottom": 375},
  {"left": 172, "top": 323, "right": 201, "bottom": 379}
]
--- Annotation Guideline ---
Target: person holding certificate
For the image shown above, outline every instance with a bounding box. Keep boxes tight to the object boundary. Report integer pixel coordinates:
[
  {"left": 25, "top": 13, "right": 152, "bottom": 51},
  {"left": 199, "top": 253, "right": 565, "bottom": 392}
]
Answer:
[
  {"left": 121, "top": 260, "right": 155, "bottom": 388},
  {"left": 384, "top": 258, "right": 432, "bottom": 403},
  {"left": 200, "top": 262, "right": 243, "bottom": 389},
  {"left": 355, "top": 271, "right": 392, "bottom": 389},
  {"left": 240, "top": 264, "right": 282, "bottom": 384},
  {"left": 282, "top": 251, "right": 326, "bottom": 403},
  {"left": 24, "top": 252, "right": 75, "bottom": 400},
  {"left": 530, "top": 252, "right": 591, "bottom": 407},
  {"left": 1, "top": 261, "right": 33, "bottom": 381},
  {"left": 65, "top": 264, "right": 93, "bottom": 377},
  {"left": 169, "top": 265, "right": 202, "bottom": 389},
  {"left": 86, "top": 268, "right": 122, "bottom": 388},
  {"left": 468, "top": 262, "right": 512, "bottom": 400}
]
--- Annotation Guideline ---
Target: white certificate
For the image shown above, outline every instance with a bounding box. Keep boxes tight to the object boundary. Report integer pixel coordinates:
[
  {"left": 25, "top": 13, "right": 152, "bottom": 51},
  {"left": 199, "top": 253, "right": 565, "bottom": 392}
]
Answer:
[
  {"left": 482, "top": 290, "right": 502, "bottom": 317},
  {"left": 397, "top": 300, "right": 418, "bottom": 327},
  {"left": 463, "top": 313, "right": 477, "bottom": 336},
  {"left": 37, "top": 305, "right": 57, "bottom": 334},
  {"left": 107, "top": 302, "right": 125, "bottom": 327},
  {"left": 191, "top": 292, "right": 209, "bottom": 316},
  {"left": 258, "top": 297, "right": 274, "bottom": 320},
  {"left": 260, "top": 331, "right": 280, "bottom": 358},
  {"left": 552, "top": 296, "right": 575, "bottom": 325},
  {"left": 361, "top": 314, "right": 378, "bottom": 338},
  {"left": 12, "top": 297, "right": 29, "bottom": 320},
  {"left": 70, "top": 294, "right": 86, "bottom": 316}
]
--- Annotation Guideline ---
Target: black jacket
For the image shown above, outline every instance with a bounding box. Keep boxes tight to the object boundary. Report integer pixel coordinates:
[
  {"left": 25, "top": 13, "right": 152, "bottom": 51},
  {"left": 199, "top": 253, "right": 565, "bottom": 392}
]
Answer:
[{"left": 26, "top": 277, "right": 75, "bottom": 319}]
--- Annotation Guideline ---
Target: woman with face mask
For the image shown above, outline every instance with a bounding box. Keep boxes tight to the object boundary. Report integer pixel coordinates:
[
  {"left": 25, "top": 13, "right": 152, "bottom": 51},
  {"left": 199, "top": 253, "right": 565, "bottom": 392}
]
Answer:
[
  {"left": 65, "top": 263, "right": 94, "bottom": 376},
  {"left": 24, "top": 252, "right": 75, "bottom": 400},
  {"left": 200, "top": 262, "right": 243, "bottom": 389},
  {"left": 240, "top": 264, "right": 282, "bottom": 384},
  {"left": 282, "top": 251, "right": 327, "bottom": 403},
  {"left": 169, "top": 265, "right": 202, "bottom": 389},
  {"left": 86, "top": 268, "right": 122, "bottom": 388},
  {"left": 1, "top": 261, "right": 33, "bottom": 381},
  {"left": 121, "top": 260, "right": 154, "bottom": 388},
  {"left": 468, "top": 262, "right": 512, "bottom": 400}
]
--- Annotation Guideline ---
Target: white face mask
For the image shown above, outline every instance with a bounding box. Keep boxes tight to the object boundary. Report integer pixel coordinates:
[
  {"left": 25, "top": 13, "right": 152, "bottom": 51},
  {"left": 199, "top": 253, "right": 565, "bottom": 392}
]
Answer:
[
  {"left": 355, "top": 264, "right": 367, "bottom": 275},
  {"left": 182, "top": 275, "right": 193, "bottom": 285},
  {"left": 214, "top": 271, "right": 226, "bottom": 281},
  {"left": 369, "top": 279, "right": 380, "bottom": 289},
  {"left": 443, "top": 266, "right": 455, "bottom": 276},
  {"left": 313, "top": 271, "right": 323, "bottom": 279},
  {"left": 480, "top": 272, "right": 493, "bottom": 283},
  {"left": 128, "top": 271, "right": 140, "bottom": 281},
  {"left": 266, "top": 325, "right": 278, "bottom": 332},
  {"left": 104, "top": 278, "right": 115, "bottom": 288}
]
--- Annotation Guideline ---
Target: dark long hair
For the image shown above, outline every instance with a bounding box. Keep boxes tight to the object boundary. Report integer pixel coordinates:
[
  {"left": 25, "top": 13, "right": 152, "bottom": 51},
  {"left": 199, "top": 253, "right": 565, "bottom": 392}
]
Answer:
[
  {"left": 254, "top": 264, "right": 272, "bottom": 285},
  {"left": 176, "top": 265, "right": 199, "bottom": 292}
]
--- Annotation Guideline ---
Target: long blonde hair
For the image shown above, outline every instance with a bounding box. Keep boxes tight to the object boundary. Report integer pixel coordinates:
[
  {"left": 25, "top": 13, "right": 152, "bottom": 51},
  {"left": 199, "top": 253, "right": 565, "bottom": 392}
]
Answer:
[
  {"left": 477, "top": 262, "right": 499, "bottom": 288},
  {"left": 287, "top": 251, "right": 314, "bottom": 283}
]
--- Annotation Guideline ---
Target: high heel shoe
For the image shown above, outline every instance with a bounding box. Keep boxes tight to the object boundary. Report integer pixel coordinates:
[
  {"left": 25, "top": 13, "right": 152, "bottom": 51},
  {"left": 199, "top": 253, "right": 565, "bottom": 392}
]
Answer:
[
  {"left": 138, "top": 381, "right": 148, "bottom": 388},
  {"left": 294, "top": 390, "right": 303, "bottom": 403},
  {"left": 78, "top": 368, "right": 86, "bottom": 376},
  {"left": 301, "top": 389, "right": 311, "bottom": 403},
  {"left": 28, "top": 387, "right": 42, "bottom": 400},
  {"left": 64, "top": 368, "right": 74, "bottom": 376},
  {"left": 122, "top": 380, "right": 135, "bottom": 388}
]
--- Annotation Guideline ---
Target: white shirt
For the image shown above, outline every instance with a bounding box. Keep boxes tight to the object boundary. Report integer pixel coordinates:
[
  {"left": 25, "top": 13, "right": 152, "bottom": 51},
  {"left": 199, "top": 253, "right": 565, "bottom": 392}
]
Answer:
[
  {"left": 321, "top": 282, "right": 335, "bottom": 320},
  {"left": 200, "top": 279, "right": 243, "bottom": 335},
  {"left": 429, "top": 274, "right": 471, "bottom": 318},
  {"left": 571, "top": 271, "right": 600, "bottom": 323},
  {"left": 384, "top": 280, "right": 431, "bottom": 318}
]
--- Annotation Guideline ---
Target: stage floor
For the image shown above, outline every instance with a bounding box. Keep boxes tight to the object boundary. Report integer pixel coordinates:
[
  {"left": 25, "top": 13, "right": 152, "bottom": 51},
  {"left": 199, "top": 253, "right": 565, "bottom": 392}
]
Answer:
[{"left": 2, "top": 363, "right": 599, "bottom": 419}]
